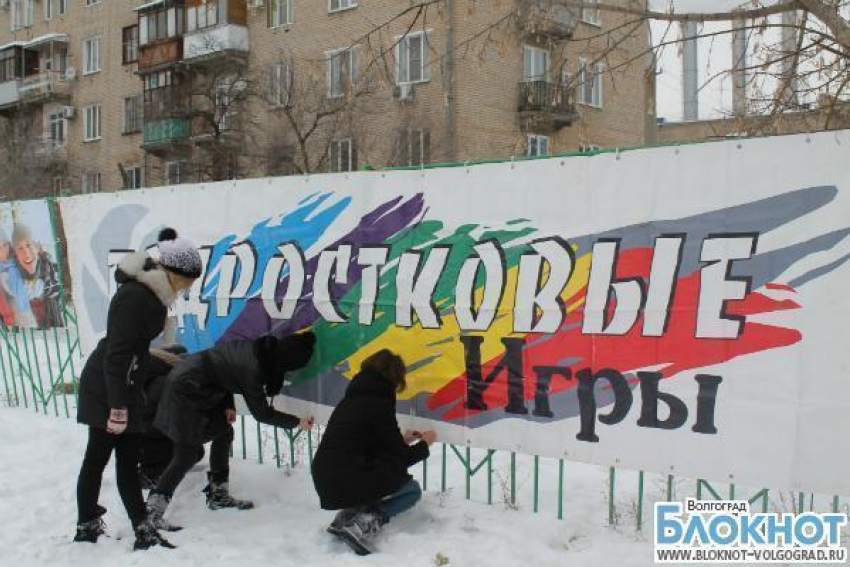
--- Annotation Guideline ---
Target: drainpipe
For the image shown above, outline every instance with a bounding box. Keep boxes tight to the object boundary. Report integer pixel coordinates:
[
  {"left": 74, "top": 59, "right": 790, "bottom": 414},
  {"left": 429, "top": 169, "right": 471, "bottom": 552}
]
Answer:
[{"left": 443, "top": 0, "right": 456, "bottom": 162}]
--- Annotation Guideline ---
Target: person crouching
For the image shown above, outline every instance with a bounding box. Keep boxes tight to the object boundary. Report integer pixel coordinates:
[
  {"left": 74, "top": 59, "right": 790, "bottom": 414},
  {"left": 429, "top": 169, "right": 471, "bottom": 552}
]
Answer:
[
  {"left": 311, "top": 349, "right": 437, "bottom": 555},
  {"left": 145, "top": 331, "right": 317, "bottom": 531}
]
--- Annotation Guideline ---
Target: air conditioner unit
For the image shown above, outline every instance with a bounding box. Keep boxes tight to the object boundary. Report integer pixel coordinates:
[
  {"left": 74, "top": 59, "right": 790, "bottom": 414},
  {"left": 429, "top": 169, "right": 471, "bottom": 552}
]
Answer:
[
  {"left": 393, "top": 83, "right": 414, "bottom": 101},
  {"left": 63, "top": 106, "right": 75, "bottom": 119}
]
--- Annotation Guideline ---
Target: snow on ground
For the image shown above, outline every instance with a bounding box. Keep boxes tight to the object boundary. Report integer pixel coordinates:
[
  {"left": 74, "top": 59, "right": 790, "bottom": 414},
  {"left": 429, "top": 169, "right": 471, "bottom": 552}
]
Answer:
[{"left": 0, "top": 407, "right": 656, "bottom": 567}]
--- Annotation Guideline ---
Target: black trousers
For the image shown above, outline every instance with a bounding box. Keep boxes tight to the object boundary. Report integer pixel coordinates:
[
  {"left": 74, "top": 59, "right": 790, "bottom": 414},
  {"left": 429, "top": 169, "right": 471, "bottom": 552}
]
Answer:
[
  {"left": 76, "top": 427, "right": 147, "bottom": 528},
  {"left": 156, "top": 425, "right": 234, "bottom": 497}
]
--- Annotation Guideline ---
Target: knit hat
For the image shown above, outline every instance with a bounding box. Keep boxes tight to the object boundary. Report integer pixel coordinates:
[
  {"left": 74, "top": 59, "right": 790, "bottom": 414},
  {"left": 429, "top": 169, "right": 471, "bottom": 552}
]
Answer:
[
  {"left": 255, "top": 331, "right": 317, "bottom": 397},
  {"left": 157, "top": 228, "right": 202, "bottom": 279}
]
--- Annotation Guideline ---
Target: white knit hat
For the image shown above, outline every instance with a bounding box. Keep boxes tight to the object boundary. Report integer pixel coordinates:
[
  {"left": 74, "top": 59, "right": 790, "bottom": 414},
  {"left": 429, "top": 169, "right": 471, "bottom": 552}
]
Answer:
[{"left": 157, "top": 228, "right": 202, "bottom": 279}]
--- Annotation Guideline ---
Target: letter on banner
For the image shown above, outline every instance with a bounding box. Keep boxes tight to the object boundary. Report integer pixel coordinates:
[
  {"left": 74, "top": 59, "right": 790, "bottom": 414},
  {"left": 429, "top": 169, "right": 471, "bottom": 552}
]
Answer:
[
  {"left": 514, "top": 238, "right": 574, "bottom": 333},
  {"left": 582, "top": 240, "right": 643, "bottom": 335},
  {"left": 643, "top": 236, "right": 684, "bottom": 337},
  {"left": 462, "top": 335, "right": 527, "bottom": 413},
  {"left": 697, "top": 235, "right": 757, "bottom": 338},
  {"left": 215, "top": 243, "right": 256, "bottom": 317},
  {"left": 455, "top": 240, "right": 506, "bottom": 331},
  {"left": 396, "top": 247, "right": 450, "bottom": 328},
  {"left": 261, "top": 243, "right": 306, "bottom": 320},
  {"left": 357, "top": 247, "right": 390, "bottom": 325},
  {"left": 313, "top": 245, "right": 352, "bottom": 323}
]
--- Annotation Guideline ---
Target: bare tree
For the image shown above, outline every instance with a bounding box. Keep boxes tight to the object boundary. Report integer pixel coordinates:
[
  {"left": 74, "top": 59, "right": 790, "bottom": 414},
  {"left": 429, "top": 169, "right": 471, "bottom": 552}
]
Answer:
[{"left": 0, "top": 109, "right": 64, "bottom": 200}]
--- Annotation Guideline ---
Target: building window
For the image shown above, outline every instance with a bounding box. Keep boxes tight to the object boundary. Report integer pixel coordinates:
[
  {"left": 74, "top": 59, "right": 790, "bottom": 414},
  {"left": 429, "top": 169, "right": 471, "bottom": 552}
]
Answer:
[
  {"left": 582, "top": 0, "right": 601, "bottom": 26},
  {"left": 215, "top": 77, "right": 244, "bottom": 132},
  {"left": 269, "top": 63, "right": 293, "bottom": 107},
  {"left": 577, "top": 58, "right": 603, "bottom": 107},
  {"left": 396, "top": 31, "right": 430, "bottom": 85},
  {"left": 579, "top": 143, "right": 601, "bottom": 153},
  {"left": 398, "top": 128, "right": 430, "bottom": 166},
  {"left": 83, "top": 37, "right": 101, "bottom": 75},
  {"left": 11, "top": 0, "right": 34, "bottom": 30},
  {"left": 269, "top": 0, "right": 293, "bottom": 27},
  {"left": 124, "top": 95, "right": 143, "bottom": 133},
  {"left": 0, "top": 49, "right": 20, "bottom": 83},
  {"left": 85, "top": 0, "right": 101, "bottom": 6},
  {"left": 186, "top": 0, "right": 219, "bottom": 33},
  {"left": 326, "top": 47, "right": 357, "bottom": 98},
  {"left": 329, "top": 138, "right": 356, "bottom": 172},
  {"left": 166, "top": 160, "right": 186, "bottom": 185},
  {"left": 81, "top": 171, "right": 101, "bottom": 193},
  {"left": 84, "top": 104, "right": 101, "bottom": 141},
  {"left": 122, "top": 25, "right": 139, "bottom": 64},
  {"left": 44, "top": 0, "right": 52, "bottom": 21},
  {"left": 527, "top": 134, "right": 549, "bottom": 157},
  {"left": 123, "top": 165, "right": 144, "bottom": 189},
  {"left": 48, "top": 111, "right": 65, "bottom": 145},
  {"left": 329, "top": 0, "right": 357, "bottom": 13},
  {"left": 522, "top": 45, "right": 549, "bottom": 81},
  {"left": 58, "top": 0, "right": 67, "bottom": 15},
  {"left": 140, "top": 6, "right": 183, "bottom": 46}
]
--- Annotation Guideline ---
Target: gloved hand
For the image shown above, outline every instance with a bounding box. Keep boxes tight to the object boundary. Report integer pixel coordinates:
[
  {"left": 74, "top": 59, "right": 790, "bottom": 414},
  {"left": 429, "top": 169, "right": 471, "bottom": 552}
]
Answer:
[{"left": 107, "top": 408, "right": 128, "bottom": 435}]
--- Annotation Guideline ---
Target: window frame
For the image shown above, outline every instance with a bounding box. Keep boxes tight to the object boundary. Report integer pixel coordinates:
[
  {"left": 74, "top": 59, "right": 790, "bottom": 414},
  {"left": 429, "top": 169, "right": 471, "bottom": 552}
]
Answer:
[
  {"left": 581, "top": 0, "right": 601, "bottom": 26},
  {"left": 526, "top": 134, "right": 550, "bottom": 157},
  {"left": 122, "top": 25, "right": 139, "bottom": 65},
  {"left": 328, "top": 0, "right": 357, "bottom": 14},
  {"left": 577, "top": 57, "right": 603, "bottom": 108},
  {"left": 396, "top": 30, "right": 430, "bottom": 86},
  {"left": 48, "top": 110, "right": 66, "bottom": 145},
  {"left": 329, "top": 138, "right": 356, "bottom": 173},
  {"left": 326, "top": 46, "right": 357, "bottom": 99},
  {"left": 123, "top": 94, "right": 143, "bottom": 134},
  {"left": 522, "top": 44, "right": 550, "bottom": 82},
  {"left": 83, "top": 104, "right": 102, "bottom": 142},
  {"left": 83, "top": 36, "right": 101, "bottom": 75},
  {"left": 269, "top": 0, "right": 293, "bottom": 27}
]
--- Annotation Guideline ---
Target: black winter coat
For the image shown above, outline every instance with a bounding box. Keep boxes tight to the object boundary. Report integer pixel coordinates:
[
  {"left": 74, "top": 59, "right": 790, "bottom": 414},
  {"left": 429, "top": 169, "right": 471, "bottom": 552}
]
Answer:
[
  {"left": 154, "top": 339, "right": 300, "bottom": 446},
  {"left": 77, "top": 253, "right": 175, "bottom": 433},
  {"left": 311, "top": 370, "right": 430, "bottom": 510}
]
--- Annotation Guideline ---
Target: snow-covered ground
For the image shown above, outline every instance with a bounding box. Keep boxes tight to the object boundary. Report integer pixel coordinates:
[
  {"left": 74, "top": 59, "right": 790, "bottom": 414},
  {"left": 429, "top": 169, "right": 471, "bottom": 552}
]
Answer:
[{"left": 0, "top": 407, "right": 658, "bottom": 567}]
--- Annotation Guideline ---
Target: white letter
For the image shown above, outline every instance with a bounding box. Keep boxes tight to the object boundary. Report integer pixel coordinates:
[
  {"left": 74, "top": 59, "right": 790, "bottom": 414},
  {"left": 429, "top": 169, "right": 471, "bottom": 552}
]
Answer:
[
  {"left": 582, "top": 240, "right": 643, "bottom": 335},
  {"left": 396, "top": 247, "right": 450, "bottom": 328},
  {"left": 215, "top": 243, "right": 256, "bottom": 317},
  {"left": 313, "top": 245, "right": 352, "bottom": 323},
  {"left": 514, "top": 238, "right": 574, "bottom": 333},
  {"left": 643, "top": 236, "right": 684, "bottom": 337},
  {"left": 696, "top": 236, "right": 756, "bottom": 339},
  {"left": 261, "top": 243, "right": 305, "bottom": 320},
  {"left": 357, "top": 247, "right": 389, "bottom": 325},
  {"left": 455, "top": 241, "right": 505, "bottom": 331}
]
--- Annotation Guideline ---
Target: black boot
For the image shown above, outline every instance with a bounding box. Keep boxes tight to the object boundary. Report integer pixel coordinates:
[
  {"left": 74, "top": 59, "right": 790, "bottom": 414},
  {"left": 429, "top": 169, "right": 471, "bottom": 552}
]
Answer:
[
  {"left": 203, "top": 471, "right": 254, "bottom": 511},
  {"left": 72, "top": 505, "right": 108, "bottom": 543},
  {"left": 146, "top": 491, "right": 183, "bottom": 532},
  {"left": 133, "top": 519, "right": 176, "bottom": 551},
  {"left": 335, "top": 508, "right": 389, "bottom": 556}
]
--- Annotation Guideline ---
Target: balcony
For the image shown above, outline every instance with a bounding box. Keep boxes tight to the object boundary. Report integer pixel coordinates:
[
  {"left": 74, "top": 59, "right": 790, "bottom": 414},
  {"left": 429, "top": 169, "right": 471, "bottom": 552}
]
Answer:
[
  {"left": 139, "top": 38, "right": 184, "bottom": 72},
  {"left": 19, "top": 72, "right": 72, "bottom": 105},
  {"left": 183, "top": 24, "right": 249, "bottom": 64},
  {"left": 33, "top": 139, "right": 69, "bottom": 171},
  {"left": 142, "top": 118, "right": 190, "bottom": 154},
  {"left": 0, "top": 80, "right": 22, "bottom": 111},
  {"left": 518, "top": 80, "right": 577, "bottom": 132},
  {"left": 517, "top": 0, "right": 573, "bottom": 40}
]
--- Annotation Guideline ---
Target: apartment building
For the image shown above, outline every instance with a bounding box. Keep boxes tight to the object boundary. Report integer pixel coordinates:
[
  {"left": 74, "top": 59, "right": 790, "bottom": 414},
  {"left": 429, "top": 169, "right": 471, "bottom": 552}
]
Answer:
[{"left": 0, "top": 0, "right": 653, "bottom": 196}]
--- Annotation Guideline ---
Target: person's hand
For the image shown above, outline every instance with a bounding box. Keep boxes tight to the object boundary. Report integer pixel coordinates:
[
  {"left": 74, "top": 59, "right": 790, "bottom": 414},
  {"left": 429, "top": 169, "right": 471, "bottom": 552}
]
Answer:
[
  {"left": 300, "top": 416, "right": 314, "bottom": 431},
  {"left": 225, "top": 408, "right": 237, "bottom": 424},
  {"left": 419, "top": 430, "right": 437, "bottom": 446},
  {"left": 403, "top": 430, "right": 421, "bottom": 444},
  {"left": 106, "top": 408, "right": 128, "bottom": 435}
]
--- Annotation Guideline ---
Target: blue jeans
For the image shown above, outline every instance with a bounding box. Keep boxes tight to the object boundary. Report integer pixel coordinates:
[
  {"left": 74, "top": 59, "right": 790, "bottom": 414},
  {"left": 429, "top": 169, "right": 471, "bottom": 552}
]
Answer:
[{"left": 373, "top": 479, "right": 422, "bottom": 518}]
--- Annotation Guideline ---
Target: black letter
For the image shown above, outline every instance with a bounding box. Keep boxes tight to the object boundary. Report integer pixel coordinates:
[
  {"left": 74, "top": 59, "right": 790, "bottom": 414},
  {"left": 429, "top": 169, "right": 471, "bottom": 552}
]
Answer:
[
  {"left": 692, "top": 374, "right": 722, "bottom": 434},
  {"left": 636, "top": 371, "right": 688, "bottom": 430},
  {"left": 575, "top": 368, "right": 633, "bottom": 442},
  {"left": 531, "top": 366, "right": 572, "bottom": 418},
  {"left": 462, "top": 336, "right": 526, "bottom": 414}
]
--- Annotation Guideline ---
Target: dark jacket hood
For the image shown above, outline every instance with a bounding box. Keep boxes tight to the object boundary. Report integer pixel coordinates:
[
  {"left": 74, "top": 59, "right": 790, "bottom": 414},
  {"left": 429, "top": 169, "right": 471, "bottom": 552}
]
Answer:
[
  {"left": 115, "top": 252, "right": 176, "bottom": 307},
  {"left": 345, "top": 369, "right": 396, "bottom": 400}
]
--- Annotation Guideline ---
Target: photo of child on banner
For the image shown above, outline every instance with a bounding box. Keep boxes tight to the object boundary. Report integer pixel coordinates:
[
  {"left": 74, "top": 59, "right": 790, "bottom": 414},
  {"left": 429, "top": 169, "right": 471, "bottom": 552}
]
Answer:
[{"left": 0, "top": 201, "right": 64, "bottom": 329}]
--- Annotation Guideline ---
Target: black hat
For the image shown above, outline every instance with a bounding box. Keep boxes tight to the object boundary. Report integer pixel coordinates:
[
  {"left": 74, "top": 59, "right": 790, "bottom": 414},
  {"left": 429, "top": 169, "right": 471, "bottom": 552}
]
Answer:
[{"left": 255, "top": 331, "right": 317, "bottom": 397}]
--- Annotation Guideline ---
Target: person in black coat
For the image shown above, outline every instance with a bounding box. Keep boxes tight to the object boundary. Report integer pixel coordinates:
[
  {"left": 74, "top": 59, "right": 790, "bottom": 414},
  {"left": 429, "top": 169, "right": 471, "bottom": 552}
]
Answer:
[
  {"left": 145, "top": 331, "right": 317, "bottom": 531},
  {"left": 74, "top": 229, "right": 202, "bottom": 551},
  {"left": 311, "top": 349, "right": 437, "bottom": 555}
]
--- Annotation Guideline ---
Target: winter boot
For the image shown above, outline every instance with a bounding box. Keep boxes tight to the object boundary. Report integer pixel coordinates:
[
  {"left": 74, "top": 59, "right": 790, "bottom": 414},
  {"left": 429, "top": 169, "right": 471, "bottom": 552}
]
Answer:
[
  {"left": 327, "top": 508, "right": 359, "bottom": 536},
  {"left": 203, "top": 472, "right": 254, "bottom": 511},
  {"left": 72, "top": 504, "right": 109, "bottom": 543},
  {"left": 336, "top": 509, "right": 389, "bottom": 556},
  {"left": 133, "top": 519, "right": 176, "bottom": 551},
  {"left": 146, "top": 491, "right": 183, "bottom": 532}
]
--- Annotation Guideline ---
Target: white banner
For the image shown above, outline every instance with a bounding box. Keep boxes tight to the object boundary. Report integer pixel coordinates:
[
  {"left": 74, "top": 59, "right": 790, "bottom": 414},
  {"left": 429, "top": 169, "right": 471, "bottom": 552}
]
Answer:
[{"left": 60, "top": 131, "right": 850, "bottom": 494}]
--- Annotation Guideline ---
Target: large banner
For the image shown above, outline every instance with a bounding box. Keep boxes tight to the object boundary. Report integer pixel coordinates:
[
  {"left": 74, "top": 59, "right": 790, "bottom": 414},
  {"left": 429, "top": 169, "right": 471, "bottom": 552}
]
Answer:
[
  {"left": 61, "top": 131, "right": 850, "bottom": 494},
  {"left": 0, "top": 200, "right": 64, "bottom": 329}
]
